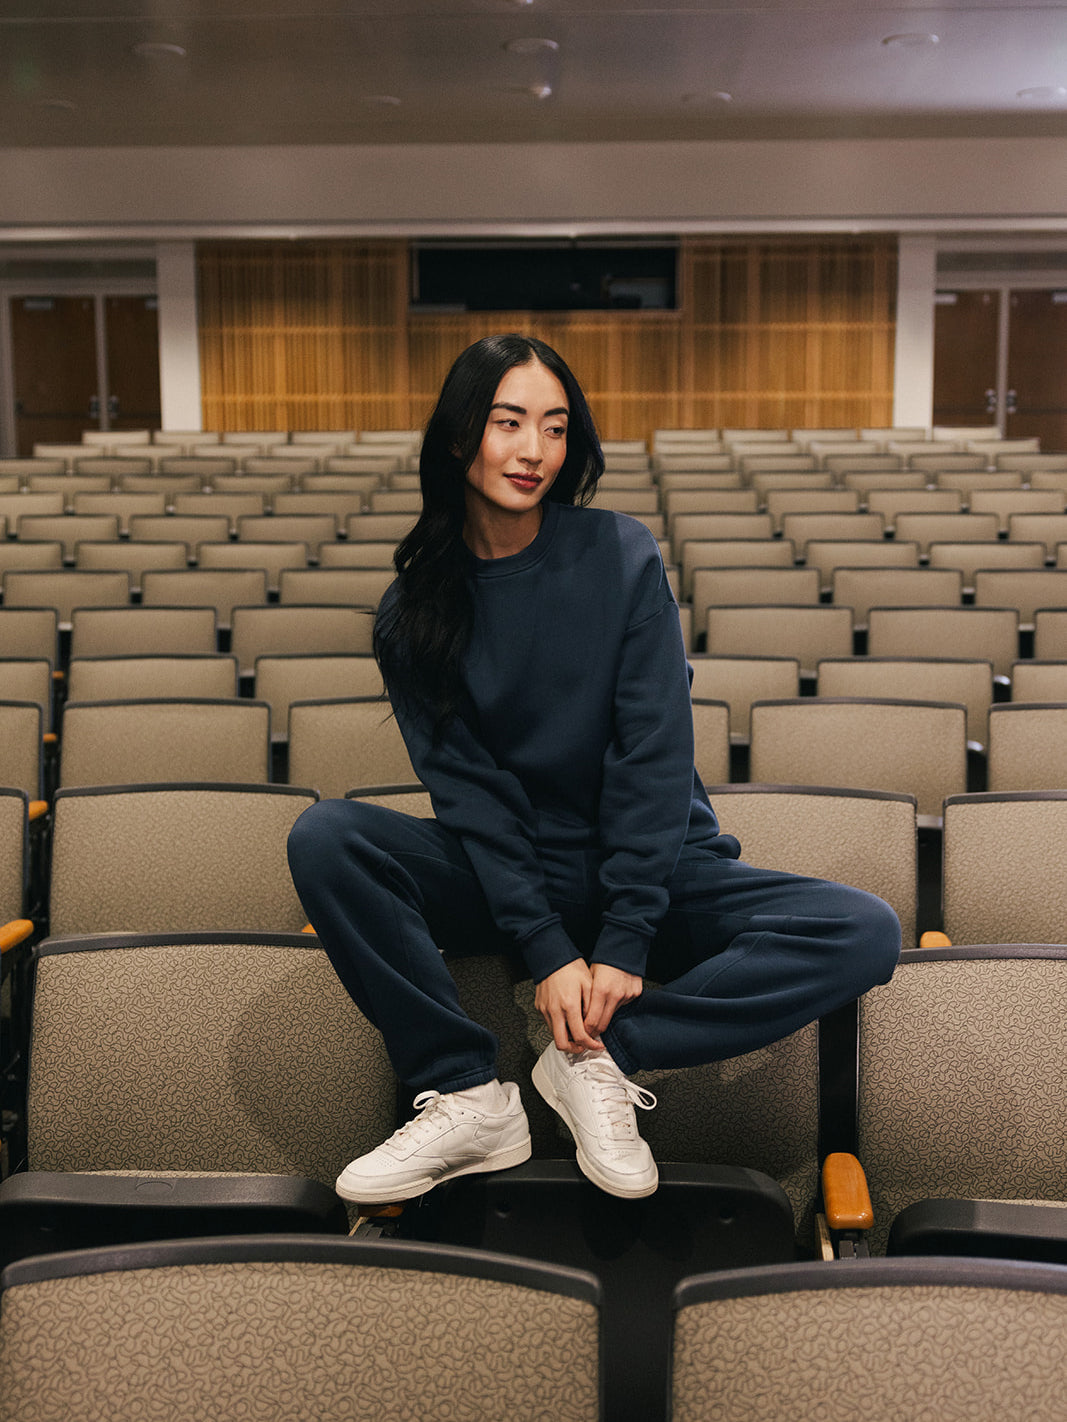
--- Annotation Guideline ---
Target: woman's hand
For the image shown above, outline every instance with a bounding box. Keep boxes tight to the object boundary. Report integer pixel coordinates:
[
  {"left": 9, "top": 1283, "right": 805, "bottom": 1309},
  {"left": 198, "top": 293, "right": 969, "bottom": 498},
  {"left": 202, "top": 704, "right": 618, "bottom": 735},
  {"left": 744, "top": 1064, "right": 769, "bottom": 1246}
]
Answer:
[
  {"left": 585, "top": 963, "right": 642, "bottom": 1040},
  {"left": 535, "top": 960, "right": 643, "bottom": 1054},
  {"left": 534, "top": 959, "right": 601, "bottom": 1054}
]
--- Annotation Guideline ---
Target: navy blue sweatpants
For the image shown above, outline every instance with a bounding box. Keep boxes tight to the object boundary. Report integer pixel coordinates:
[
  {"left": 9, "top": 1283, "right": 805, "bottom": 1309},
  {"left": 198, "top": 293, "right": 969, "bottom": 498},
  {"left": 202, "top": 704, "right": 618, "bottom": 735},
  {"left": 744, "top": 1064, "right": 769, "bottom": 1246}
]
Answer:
[{"left": 287, "top": 798, "right": 901, "bottom": 1094}]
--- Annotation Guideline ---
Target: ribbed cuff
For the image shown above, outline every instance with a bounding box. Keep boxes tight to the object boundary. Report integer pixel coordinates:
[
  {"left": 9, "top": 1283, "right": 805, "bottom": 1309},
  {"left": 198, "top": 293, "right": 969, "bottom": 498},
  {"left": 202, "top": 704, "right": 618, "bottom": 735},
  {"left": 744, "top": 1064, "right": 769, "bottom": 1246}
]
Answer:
[
  {"left": 590, "top": 919, "right": 652, "bottom": 977},
  {"left": 521, "top": 920, "right": 583, "bottom": 983}
]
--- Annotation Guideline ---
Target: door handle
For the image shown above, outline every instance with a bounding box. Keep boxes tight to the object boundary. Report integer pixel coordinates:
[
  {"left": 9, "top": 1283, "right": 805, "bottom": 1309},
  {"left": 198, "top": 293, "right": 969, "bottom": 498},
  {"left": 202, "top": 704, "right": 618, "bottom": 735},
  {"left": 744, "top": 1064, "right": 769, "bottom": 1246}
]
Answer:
[
  {"left": 984, "top": 388, "right": 997, "bottom": 414},
  {"left": 1006, "top": 389, "right": 1018, "bottom": 414}
]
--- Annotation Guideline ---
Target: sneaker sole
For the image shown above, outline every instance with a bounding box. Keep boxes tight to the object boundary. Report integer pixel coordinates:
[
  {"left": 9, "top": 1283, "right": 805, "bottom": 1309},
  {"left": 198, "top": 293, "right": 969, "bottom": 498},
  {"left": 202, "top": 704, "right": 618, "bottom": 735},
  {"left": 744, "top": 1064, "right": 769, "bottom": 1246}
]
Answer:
[
  {"left": 531, "top": 1056, "right": 659, "bottom": 1200},
  {"left": 334, "top": 1134, "right": 532, "bottom": 1205}
]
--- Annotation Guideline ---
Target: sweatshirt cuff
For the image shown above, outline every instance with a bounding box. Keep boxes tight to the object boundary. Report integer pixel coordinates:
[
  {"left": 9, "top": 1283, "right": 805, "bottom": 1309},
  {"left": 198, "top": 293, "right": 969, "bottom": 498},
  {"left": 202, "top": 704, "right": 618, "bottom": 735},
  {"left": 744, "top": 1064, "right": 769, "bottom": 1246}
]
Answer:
[
  {"left": 520, "top": 920, "right": 584, "bottom": 983},
  {"left": 590, "top": 920, "right": 653, "bottom": 977}
]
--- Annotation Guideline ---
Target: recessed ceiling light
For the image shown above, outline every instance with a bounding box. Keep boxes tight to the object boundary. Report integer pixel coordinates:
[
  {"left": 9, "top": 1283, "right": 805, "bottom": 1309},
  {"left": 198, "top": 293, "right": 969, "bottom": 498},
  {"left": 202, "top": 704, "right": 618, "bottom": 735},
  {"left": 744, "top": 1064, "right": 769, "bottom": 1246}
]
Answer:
[
  {"left": 131, "top": 41, "right": 187, "bottom": 59},
  {"left": 1017, "top": 85, "right": 1067, "bottom": 101},
  {"left": 682, "top": 91, "right": 733, "bottom": 105},
  {"left": 881, "top": 33, "right": 939, "bottom": 48},
  {"left": 362, "top": 94, "right": 402, "bottom": 107},
  {"left": 503, "top": 37, "right": 559, "bottom": 55}
]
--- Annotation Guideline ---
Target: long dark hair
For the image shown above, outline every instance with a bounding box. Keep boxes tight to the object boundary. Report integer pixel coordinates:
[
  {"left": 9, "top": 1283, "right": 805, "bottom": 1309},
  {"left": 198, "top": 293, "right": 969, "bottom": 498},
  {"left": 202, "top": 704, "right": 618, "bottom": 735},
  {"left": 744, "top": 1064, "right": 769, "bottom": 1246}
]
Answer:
[{"left": 375, "top": 333, "right": 604, "bottom": 727}]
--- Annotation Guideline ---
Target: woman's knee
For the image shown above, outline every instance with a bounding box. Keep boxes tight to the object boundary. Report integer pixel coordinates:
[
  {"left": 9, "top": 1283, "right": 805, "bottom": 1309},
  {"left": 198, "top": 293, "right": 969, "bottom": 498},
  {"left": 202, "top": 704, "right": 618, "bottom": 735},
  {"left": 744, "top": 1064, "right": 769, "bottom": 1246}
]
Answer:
[
  {"left": 287, "top": 797, "right": 371, "bottom": 883},
  {"left": 833, "top": 886, "right": 902, "bottom": 989}
]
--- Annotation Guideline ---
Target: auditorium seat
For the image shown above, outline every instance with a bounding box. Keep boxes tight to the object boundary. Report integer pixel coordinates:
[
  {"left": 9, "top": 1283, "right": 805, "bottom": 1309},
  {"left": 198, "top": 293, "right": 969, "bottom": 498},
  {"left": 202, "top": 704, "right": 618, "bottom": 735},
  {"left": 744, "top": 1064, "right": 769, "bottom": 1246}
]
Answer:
[
  {"left": 67, "top": 653, "right": 239, "bottom": 704},
  {"left": 254, "top": 654, "right": 383, "bottom": 741},
  {"left": 229, "top": 605, "right": 375, "bottom": 677},
  {"left": 69, "top": 605, "right": 218, "bottom": 658},
  {"left": 288, "top": 697, "right": 417, "bottom": 798}
]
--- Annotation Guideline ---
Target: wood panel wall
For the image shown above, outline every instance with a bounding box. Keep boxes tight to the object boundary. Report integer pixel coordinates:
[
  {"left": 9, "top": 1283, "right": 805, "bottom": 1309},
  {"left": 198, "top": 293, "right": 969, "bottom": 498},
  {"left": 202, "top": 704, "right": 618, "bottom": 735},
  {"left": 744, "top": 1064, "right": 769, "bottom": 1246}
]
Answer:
[{"left": 197, "top": 237, "right": 897, "bottom": 440}]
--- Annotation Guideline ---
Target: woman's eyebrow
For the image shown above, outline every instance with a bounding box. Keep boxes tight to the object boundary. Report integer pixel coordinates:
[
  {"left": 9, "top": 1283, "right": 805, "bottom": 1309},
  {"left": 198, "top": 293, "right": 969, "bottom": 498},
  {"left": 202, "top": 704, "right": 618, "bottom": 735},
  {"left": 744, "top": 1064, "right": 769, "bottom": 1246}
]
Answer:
[{"left": 490, "top": 402, "right": 569, "bottom": 417}]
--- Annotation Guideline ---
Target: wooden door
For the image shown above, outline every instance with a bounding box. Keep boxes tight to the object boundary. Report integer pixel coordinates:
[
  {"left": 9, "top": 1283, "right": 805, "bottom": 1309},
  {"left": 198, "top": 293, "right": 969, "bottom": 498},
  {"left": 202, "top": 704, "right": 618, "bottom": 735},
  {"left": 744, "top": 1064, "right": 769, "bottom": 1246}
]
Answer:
[
  {"left": 932, "top": 289, "right": 1000, "bottom": 430},
  {"left": 10, "top": 296, "right": 99, "bottom": 456},
  {"left": 1006, "top": 289, "right": 1067, "bottom": 452},
  {"left": 105, "top": 295, "right": 161, "bottom": 431}
]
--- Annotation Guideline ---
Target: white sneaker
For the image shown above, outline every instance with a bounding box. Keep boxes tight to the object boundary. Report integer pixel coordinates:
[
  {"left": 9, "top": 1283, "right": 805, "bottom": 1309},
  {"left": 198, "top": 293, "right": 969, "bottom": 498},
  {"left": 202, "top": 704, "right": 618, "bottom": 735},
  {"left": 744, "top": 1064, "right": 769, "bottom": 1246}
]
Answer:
[
  {"left": 532, "top": 1044, "right": 658, "bottom": 1199},
  {"left": 335, "top": 1082, "right": 532, "bottom": 1204}
]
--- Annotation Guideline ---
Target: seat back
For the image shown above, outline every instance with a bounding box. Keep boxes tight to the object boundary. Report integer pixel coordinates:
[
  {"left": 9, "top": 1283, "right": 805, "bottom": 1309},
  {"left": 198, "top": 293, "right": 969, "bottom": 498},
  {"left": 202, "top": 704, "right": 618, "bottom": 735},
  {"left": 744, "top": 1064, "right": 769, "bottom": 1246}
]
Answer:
[
  {"left": 690, "top": 699, "right": 730, "bottom": 785},
  {"left": 816, "top": 656, "right": 993, "bottom": 749},
  {"left": 974, "top": 569, "right": 1067, "bottom": 627},
  {"left": 0, "top": 660, "right": 54, "bottom": 730},
  {"left": 704, "top": 606, "right": 853, "bottom": 676},
  {"left": 749, "top": 697, "right": 966, "bottom": 821},
  {"left": 23, "top": 932, "right": 395, "bottom": 1180},
  {"left": 73, "top": 540, "right": 188, "bottom": 592},
  {"left": 0, "top": 1236, "right": 601, "bottom": 1422},
  {"left": 0, "top": 787, "right": 28, "bottom": 928},
  {"left": 195, "top": 540, "right": 307, "bottom": 592},
  {"left": 0, "top": 609, "right": 58, "bottom": 665},
  {"left": 2, "top": 571, "right": 131, "bottom": 627},
  {"left": 830, "top": 566, "right": 962, "bottom": 628},
  {"left": 688, "top": 656, "right": 800, "bottom": 742},
  {"left": 893, "top": 511, "right": 999, "bottom": 554},
  {"left": 288, "top": 698, "right": 416, "bottom": 798},
  {"left": 867, "top": 606, "right": 1020, "bottom": 680},
  {"left": 802, "top": 538, "right": 918, "bottom": 594},
  {"left": 941, "top": 791, "right": 1067, "bottom": 944},
  {"left": 69, "top": 605, "right": 217, "bottom": 658},
  {"left": 67, "top": 655, "right": 239, "bottom": 704},
  {"left": 672, "top": 1256, "right": 1067, "bottom": 1422},
  {"left": 141, "top": 568, "right": 269, "bottom": 629},
  {"left": 229, "top": 605, "right": 375, "bottom": 677},
  {"left": 857, "top": 945, "right": 1067, "bottom": 1255},
  {"left": 277, "top": 567, "right": 394, "bottom": 608},
  {"left": 0, "top": 702, "right": 43, "bottom": 800},
  {"left": 692, "top": 567, "right": 819, "bottom": 636},
  {"left": 59, "top": 699, "right": 271, "bottom": 788},
  {"left": 988, "top": 702, "right": 1067, "bottom": 791},
  {"left": 254, "top": 655, "right": 384, "bottom": 740},
  {"left": 49, "top": 784, "right": 316, "bottom": 936}
]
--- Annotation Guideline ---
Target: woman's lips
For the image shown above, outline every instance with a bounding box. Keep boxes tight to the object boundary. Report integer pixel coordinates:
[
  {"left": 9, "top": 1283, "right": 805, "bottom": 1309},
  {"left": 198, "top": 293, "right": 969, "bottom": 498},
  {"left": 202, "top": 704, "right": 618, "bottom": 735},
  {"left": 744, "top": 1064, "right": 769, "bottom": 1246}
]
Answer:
[{"left": 505, "top": 474, "right": 541, "bottom": 491}]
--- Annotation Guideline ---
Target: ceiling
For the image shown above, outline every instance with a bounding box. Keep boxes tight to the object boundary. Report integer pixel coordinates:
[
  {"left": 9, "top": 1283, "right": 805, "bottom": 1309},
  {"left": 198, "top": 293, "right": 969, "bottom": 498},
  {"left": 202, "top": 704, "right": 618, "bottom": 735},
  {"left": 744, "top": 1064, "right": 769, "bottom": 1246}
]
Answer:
[{"left": 1, "top": 0, "right": 1066, "bottom": 149}]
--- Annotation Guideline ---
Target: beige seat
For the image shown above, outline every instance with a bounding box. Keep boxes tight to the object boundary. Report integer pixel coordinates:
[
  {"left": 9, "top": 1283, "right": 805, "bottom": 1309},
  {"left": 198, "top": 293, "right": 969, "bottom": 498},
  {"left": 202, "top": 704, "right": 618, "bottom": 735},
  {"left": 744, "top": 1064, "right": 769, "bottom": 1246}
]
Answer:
[
  {"left": 690, "top": 698, "right": 730, "bottom": 785},
  {"left": 973, "top": 569, "right": 1067, "bottom": 628},
  {"left": 693, "top": 567, "right": 819, "bottom": 637},
  {"left": 679, "top": 539, "right": 794, "bottom": 601},
  {"left": 277, "top": 567, "right": 394, "bottom": 608},
  {"left": 16, "top": 514, "right": 120, "bottom": 560},
  {"left": 300, "top": 471, "right": 383, "bottom": 498},
  {"left": 0, "top": 608, "right": 59, "bottom": 665},
  {"left": 907, "top": 451, "right": 986, "bottom": 473},
  {"left": 749, "top": 697, "right": 967, "bottom": 823},
  {"left": 48, "top": 784, "right": 317, "bottom": 937},
  {"left": 236, "top": 514, "right": 339, "bottom": 555},
  {"left": 288, "top": 697, "right": 417, "bottom": 799},
  {"left": 1034, "top": 609, "right": 1067, "bottom": 659},
  {"left": 671, "top": 1257, "right": 1067, "bottom": 1422},
  {"left": 274, "top": 490, "right": 372, "bottom": 521},
  {"left": 0, "top": 541, "right": 64, "bottom": 576},
  {"left": 317, "top": 541, "right": 397, "bottom": 570},
  {"left": 67, "top": 654, "right": 239, "bottom": 704},
  {"left": 117, "top": 472, "right": 203, "bottom": 497},
  {"left": 705, "top": 605, "right": 853, "bottom": 676},
  {"left": 325, "top": 453, "right": 403, "bottom": 477},
  {"left": 346, "top": 511, "right": 420, "bottom": 544},
  {"left": 254, "top": 654, "right": 383, "bottom": 741},
  {"left": 1008, "top": 513, "right": 1067, "bottom": 557},
  {"left": 832, "top": 459, "right": 912, "bottom": 483},
  {"left": 688, "top": 655, "right": 800, "bottom": 743},
  {"left": 663, "top": 489, "right": 758, "bottom": 519},
  {"left": 230, "top": 605, "right": 375, "bottom": 677},
  {"left": 969, "top": 488, "right": 1065, "bottom": 533},
  {"left": 0, "top": 701, "right": 45, "bottom": 804},
  {"left": 173, "top": 491, "right": 267, "bottom": 530},
  {"left": 830, "top": 566, "right": 962, "bottom": 629},
  {"left": 71, "top": 491, "right": 168, "bottom": 533},
  {"left": 214, "top": 473, "right": 294, "bottom": 498},
  {"left": 74, "top": 540, "right": 189, "bottom": 593},
  {"left": 242, "top": 455, "right": 318, "bottom": 478},
  {"left": 0, "top": 658, "right": 55, "bottom": 731},
  {"left": 2, "top": 570, "right": 130, "bottom": 629},
  {"left": 927, "top": 541, "right": 1047, "bottom": 594},
  {"left": 368, "top": 489, "right": 423, "bottom": 513},
  {"left": 867, "top": 606, "right": 1020, "bottom": 682},
  {"left": 669, "top": 513, "right": 774, "bottom": 562},
  {"left": 1010, "top": 660, "right": 1067, "bottom": 702},
  {"left": 0, "top": 1235, "right": 601, "bottom": 1422},
  {"left": 892, "top": 511, "right": 999, "bottom": 556},
  {"left": 70, "top": 606, "right": 218, "bottom": 658},
  {"left": 865, "top": 487, "right": 962, "bottom": 529},
  {"left": 141, "top": 567, "right": 269, "bottom": 629},
  {"left": 72, "top": 456, "right": 152, "bottom": 478},
  {"left": 748, "top": 471, "right": 834, "bottom": 496},
  {"left": 24, "top": 473, "right": 112, "bottom": 504},
  {"left": 934, "top": 469, "right": 1023, "bottom": 498},
  {"left": 1000, "top": 453, "right": 1067, "bottom": 475},
  {"left": 704, "top": 784, "right": 916, "bottom": 947},
  {"left": 129, "top": 513, "right": 231, "bottom": 547},
  {"left": 779, "top": 512, "right": 885, "bottom": 551},
  {"left": 817, "top": 656, "right": 994, "bottom": 750},
  {"left": 195, "top": 540, "right": 308, "bottom": 593},
  {"left": 347, "top": 783, "right": 433, "bottom": 817},
  {"left": 987, "top": 703, "right": 1067, "bottom": 791},
  {"left": 59, "top": 698, "right": 271, "bottom": 788},
  {"left": 802, "top": 539, "right": 918, "bottom": 595},
  {"left": 764, "top": 489, "right": 859, "bottom": 534},
  {"left": 158, "top": 455, "right": 238, "bottom": 479}
]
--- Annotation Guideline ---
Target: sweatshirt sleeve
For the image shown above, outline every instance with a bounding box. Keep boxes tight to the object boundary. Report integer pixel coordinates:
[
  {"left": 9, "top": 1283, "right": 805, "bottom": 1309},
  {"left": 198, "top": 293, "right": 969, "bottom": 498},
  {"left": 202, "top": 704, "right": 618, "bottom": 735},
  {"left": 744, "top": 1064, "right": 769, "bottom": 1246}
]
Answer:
[
  {"left": 591, "top": 551, "right": 696, "bottom": 977},
  {"left": 387, "top": 683, "right": 584, "bottom": 983}
]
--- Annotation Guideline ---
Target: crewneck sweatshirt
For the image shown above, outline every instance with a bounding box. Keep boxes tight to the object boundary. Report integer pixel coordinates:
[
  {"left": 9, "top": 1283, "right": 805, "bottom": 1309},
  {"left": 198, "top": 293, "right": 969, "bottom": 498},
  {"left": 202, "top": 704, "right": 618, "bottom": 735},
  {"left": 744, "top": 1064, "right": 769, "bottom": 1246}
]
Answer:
[{"left": 380, "top": 500, "right": 735, "bottom": 982}]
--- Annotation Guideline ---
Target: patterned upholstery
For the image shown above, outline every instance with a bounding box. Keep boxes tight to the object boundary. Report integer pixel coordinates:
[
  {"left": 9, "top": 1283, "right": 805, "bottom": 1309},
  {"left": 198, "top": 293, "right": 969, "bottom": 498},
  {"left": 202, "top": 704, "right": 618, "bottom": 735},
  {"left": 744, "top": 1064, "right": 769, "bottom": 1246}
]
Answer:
[
  {"left": 0, "top": 789, "right": 27, "bottom": 926},
  {"left": 58, "top": 699, "right": 271, "bottom": 788},
  {"left": 26, "top": 935, "right": 396, "bottom": 1181},
  {"left": 672, "top": 1257, "right": 1067, "bottom": 1422},
  {"left": 857, "top": 947, "right": 1067, "bottom": 1256},
  {"left": 942, "top": 792, "right": 1067, "bottom": 945},
  {"left": 288, "top": 698, "right": 416, "bottom": 799},
  {"left": 0, "top": 1238, "right": 601, "bottom": 1422},
  {"left": 49, "top": 784, "right": 316, "bottom": 936}
]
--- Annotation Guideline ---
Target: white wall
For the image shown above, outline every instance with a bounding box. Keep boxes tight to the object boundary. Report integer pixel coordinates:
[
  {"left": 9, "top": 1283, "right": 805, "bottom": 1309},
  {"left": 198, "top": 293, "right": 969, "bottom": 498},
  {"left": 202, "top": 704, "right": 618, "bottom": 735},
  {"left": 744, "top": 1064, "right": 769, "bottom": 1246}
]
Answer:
[{"left": 1, "top": 137, "right": 1066, "bottom": 236}]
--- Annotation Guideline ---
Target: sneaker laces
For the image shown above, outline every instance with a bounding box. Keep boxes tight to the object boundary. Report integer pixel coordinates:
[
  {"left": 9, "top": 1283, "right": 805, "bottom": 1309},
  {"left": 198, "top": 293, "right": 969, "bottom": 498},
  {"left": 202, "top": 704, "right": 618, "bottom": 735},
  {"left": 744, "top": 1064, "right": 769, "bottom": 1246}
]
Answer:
[
  {"left": 571, "top": 1053, "right": 656, "bottom": 1142},
  {"left": 385, "top": 1090, "right": 467, "bottom": 1149}
]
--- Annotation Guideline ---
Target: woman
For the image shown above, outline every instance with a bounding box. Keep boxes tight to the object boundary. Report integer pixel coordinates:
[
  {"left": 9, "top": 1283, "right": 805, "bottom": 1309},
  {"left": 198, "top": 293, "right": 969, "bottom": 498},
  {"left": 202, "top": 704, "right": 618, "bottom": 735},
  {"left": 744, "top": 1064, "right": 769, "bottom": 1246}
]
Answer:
[{"left": 287, "top": 333, "right": 901, "bottom": 1204}]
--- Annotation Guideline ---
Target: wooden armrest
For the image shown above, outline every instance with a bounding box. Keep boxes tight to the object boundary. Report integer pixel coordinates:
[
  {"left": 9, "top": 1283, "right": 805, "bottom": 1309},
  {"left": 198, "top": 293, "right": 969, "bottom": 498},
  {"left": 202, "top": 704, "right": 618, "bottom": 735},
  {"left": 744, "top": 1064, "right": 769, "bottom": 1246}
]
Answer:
[
  {"left": 302, "top": 923, "right": 316, "bottom": 934},
  {"left": 0, "top": 918, "right": 34, "bottom": 956},
  {"left": 52, "top": 668, "right": 64, "bottom": 682},
  {"left": 920, "top": 930, "right": 952, "bottom": 948},
  {"left": 28, "top": 800, "right": 48, "bottom": 822},
  {"left": 822, "top": 1151, "right": 874, "bottom": 1232},
  {"left": 43, "top": 732, "right": 57, "bottom": 746}
]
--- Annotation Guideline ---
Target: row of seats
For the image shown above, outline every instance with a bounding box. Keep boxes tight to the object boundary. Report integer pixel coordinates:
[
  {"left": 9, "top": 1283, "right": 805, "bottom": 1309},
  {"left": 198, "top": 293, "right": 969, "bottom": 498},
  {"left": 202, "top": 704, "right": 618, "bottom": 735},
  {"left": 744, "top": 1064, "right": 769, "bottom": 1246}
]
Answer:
[{"left": 5, "top": 1237, "right": 1062, "bottom": 1422}]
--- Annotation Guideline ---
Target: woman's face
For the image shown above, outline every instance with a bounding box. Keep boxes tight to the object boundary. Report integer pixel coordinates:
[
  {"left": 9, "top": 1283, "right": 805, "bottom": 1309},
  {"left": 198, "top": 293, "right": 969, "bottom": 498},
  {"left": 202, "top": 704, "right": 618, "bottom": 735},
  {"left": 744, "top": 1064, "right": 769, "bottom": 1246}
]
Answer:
[{"left": 464, "top": 359, "right": 569, "bottom": 526}]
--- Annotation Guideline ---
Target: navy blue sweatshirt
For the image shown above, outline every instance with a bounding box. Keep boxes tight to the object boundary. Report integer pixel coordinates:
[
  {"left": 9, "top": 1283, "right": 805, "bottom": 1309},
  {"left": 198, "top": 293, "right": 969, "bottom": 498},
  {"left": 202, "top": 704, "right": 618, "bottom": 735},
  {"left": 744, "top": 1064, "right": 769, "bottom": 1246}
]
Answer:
[{"left": 381, "top": 500, "right": 734, "bottom": 982}]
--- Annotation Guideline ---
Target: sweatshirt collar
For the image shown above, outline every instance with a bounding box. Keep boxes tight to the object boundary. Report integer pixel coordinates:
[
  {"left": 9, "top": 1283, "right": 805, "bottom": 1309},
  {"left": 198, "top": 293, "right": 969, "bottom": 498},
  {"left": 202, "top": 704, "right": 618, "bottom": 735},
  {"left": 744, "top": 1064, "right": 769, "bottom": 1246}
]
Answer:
[{"left": 469, "top": 498, "right": 560, "bottom": 578}]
